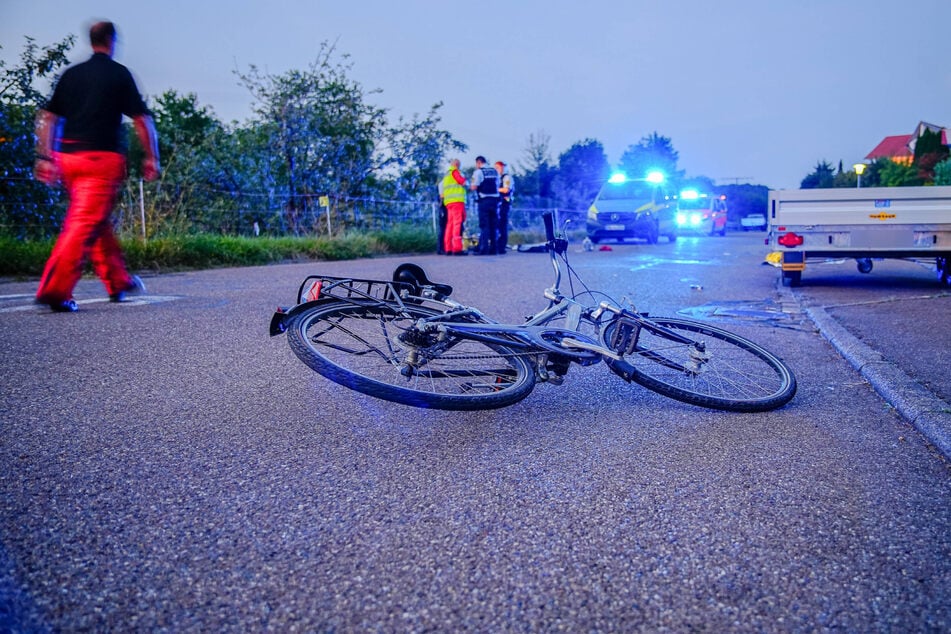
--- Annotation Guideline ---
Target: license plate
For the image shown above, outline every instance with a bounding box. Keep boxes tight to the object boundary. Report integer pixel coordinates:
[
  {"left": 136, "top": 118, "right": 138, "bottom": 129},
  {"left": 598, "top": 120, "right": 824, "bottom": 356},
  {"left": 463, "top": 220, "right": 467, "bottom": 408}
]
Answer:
[{"left": 606, "top": 224, "right": 625, "bottom": 231}]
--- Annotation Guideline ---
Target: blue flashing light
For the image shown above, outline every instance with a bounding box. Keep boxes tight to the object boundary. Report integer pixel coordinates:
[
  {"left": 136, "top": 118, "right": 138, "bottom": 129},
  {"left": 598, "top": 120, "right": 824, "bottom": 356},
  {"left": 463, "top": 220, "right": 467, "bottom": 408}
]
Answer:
[
  {"left": 680, "top": 189, "right": 699, "bottom": 200},
  {"left": 645, "top": 170, "right": 665, "bottom": 184},
  {"left": 608, "top": 172, "right": 627, "bottom": 184}
]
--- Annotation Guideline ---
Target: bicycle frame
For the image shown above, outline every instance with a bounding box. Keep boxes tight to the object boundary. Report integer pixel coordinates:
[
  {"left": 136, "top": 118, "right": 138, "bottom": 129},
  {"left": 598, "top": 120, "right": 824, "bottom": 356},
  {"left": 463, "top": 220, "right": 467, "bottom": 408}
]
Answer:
[
  {"left": 270, "top": 210, "right": 705, "bottom": 378},
  {"left": 271, "top": 210, "right": 796, "bottom": 411}
]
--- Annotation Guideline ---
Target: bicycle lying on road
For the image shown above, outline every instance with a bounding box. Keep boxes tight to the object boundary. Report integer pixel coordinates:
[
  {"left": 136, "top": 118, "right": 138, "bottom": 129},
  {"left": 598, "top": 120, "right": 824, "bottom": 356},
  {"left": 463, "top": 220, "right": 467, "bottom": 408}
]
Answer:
[{"left": 270, "top": 212, "right": 797, "bottom": 412}]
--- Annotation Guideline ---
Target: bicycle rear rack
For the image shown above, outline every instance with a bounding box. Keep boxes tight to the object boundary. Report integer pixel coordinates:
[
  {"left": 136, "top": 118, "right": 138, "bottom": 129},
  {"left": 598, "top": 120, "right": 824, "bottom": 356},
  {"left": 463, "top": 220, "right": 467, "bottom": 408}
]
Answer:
[{"left": 296, "top": 275, "right": 412, "bottom": 306}]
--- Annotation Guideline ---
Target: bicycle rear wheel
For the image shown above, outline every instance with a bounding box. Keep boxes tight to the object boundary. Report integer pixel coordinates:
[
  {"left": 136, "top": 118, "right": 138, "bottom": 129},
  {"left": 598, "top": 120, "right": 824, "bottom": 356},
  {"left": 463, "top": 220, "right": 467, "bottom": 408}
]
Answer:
[
  {"left": 286, "top": 300, "right": 536, "bottom": 410},
  {"left": 603, "top": 316, "right": 796, "bottom": 412}
]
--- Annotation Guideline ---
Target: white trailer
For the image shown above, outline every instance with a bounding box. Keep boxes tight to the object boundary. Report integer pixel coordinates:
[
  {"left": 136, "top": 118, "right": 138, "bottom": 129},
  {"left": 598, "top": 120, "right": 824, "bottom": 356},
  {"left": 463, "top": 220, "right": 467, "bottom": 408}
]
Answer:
[{"left": 767, "top": 186, "right": 951, "bottom": 286}]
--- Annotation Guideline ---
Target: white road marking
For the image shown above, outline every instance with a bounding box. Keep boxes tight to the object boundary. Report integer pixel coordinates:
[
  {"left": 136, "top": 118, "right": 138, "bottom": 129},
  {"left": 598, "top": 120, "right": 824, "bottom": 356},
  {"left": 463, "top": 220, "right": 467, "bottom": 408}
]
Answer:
[{"left": 0, "top": 295, "right": 181, "bottom": 313}]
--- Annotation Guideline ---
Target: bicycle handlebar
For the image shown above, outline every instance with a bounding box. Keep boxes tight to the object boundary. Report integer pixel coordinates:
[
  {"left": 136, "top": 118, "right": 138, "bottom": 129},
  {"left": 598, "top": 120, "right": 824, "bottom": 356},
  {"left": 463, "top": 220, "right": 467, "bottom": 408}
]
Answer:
[
  {"left": 542, "top": 211, "right": 568, "bottom": 257},
  {"left": 543, "top": 211, "right": 556, "bottom": 242}
]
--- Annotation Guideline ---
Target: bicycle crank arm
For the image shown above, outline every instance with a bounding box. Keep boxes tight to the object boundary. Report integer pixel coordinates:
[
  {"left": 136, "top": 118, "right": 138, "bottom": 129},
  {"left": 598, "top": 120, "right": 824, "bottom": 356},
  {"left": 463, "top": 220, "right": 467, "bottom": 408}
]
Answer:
[{"left": 559, "top": 337, "right": 622, "bottom": 361}]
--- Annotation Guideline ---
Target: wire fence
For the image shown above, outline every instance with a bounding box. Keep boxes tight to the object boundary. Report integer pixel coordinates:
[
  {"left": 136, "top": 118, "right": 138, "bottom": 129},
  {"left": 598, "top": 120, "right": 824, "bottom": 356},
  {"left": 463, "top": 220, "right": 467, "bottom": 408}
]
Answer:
[{"left": 1, "top": 174, "right": 582, "bottom": 239}]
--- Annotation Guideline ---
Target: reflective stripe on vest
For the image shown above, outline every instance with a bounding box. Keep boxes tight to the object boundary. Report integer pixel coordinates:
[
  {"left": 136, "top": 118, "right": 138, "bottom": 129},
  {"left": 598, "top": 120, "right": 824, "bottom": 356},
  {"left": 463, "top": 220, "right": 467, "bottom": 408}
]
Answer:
[{"left": 441, "top": 169, "right": 466, "bottom": 205}]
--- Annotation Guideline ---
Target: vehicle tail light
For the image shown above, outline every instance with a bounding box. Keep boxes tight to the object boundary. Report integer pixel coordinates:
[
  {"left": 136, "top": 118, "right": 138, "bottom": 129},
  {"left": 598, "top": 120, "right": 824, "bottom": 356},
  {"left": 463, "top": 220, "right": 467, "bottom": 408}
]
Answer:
[{"left": 777, "top": 232, "right": 803, "bottom": 247}]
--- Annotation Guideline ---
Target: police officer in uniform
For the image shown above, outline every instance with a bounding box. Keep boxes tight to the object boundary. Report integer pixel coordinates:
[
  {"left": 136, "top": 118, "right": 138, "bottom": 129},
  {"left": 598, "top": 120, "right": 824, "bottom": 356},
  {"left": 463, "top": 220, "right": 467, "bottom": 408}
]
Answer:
[
  {"left": 469, "top": 155, "right": 499, "bottom": 255},
  {"left": 494, "top": 160, "right": 514, "bottom": 254}
]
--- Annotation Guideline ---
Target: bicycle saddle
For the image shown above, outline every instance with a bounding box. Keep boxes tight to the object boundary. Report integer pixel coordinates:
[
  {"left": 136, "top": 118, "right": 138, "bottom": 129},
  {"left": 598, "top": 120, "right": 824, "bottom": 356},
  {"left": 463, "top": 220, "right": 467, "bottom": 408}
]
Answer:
[{"left": 392, "top": 263, "right": 453, "bottom": 298}]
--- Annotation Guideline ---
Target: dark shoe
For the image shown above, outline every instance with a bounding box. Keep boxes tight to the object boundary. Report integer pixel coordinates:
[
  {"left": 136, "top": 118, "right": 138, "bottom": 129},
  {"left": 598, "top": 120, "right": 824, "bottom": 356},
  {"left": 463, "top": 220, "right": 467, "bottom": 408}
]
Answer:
[
  {"left": 110, "top": 275, "right": 146, "bottom": 302},
  {"left": 36, "top": 296, "right": 79, "bottom": 312},
  {"left": 49, "top": 299, "right": 79, "bottom": 313}
]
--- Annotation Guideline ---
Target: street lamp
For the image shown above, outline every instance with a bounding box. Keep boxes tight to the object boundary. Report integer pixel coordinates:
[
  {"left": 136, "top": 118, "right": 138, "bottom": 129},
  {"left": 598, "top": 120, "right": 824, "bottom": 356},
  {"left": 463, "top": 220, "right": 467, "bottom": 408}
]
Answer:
[{"left": 853, "top": 162, "right": 867, "bottom": 188}]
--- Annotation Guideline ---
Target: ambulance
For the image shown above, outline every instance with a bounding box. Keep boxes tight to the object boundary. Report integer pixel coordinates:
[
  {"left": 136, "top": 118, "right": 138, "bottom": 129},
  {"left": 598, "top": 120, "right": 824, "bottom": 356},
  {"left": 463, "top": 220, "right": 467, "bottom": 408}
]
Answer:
[{"left": 674, "top": 189, "right": 728, "bottom": 236}]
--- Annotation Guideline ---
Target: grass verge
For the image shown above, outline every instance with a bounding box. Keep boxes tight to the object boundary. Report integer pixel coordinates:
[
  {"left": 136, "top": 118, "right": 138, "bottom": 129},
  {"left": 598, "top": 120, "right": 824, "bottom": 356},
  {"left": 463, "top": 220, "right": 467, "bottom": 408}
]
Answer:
[{"left": 0, "top": 225, "right": 438, "bottom": 278}]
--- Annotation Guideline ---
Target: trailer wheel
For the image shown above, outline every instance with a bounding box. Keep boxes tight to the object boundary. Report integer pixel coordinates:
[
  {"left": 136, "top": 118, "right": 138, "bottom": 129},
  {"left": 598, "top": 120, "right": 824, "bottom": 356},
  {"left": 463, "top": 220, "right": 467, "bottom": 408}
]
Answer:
[
  {"left": 782, "top": 270, "right": 801, "bottom": 287},
  {"left": 938, "top": 257, "right": 950, "bottom": 286},
  {"left": 856, "top": 258, "right": 874, "bottom": 274}
]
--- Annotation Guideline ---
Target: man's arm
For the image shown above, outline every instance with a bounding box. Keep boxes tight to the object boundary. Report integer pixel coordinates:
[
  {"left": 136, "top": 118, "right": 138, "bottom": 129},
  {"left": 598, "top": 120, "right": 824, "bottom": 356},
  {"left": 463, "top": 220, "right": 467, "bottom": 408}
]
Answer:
[
  {"left": 133, "top": 114, "right": 161, "bottom": 181},
  {"left": 469, "top": 169, "right": 482, "bottom": 191},
  {"left": 33, "top": 109, "right": 61, "bottom": 185}
]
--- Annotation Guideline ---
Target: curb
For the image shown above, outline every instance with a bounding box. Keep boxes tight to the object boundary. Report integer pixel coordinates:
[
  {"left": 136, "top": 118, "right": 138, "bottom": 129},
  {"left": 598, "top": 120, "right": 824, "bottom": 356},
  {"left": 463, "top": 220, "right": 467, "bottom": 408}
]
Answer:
[{"left": 792, "top": 292, "right": 951, "bottom": 460}]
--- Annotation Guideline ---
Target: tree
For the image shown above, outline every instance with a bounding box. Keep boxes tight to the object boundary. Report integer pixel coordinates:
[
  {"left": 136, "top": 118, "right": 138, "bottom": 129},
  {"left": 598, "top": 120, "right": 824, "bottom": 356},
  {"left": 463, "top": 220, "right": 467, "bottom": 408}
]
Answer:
[
  {"left": 0, "top": 35, "right": 75, "bottom": 238},
  {"left": 800, "top": 160, "right": 835, "bottom": 189},
  {"left": 128, "top": 90, "right": 236, "bottom": 233},
  {"left": 934, "top": 158, "right": 951, "bottom": 186},
  {"left": 878, "top": 160, "right": 919, "bottom": 187},
  {"left": 913, "top": 128, "right": 949, "bottom": 184},
  {"left": 377, "top": 102, "right": 467, "bottom": 203},
  {"left": 681, "top": 175, "right": 717, "bottom": 193},
  {"left": 718, "top": 184, "right": 768, "bottom": 224},
  {"left": 516, "top": 129, "right": 556, "bottom": 205},
  {"left": 832, "top": 160, "right": 857, "bottom": 188},
  {"left": 551, "top": 138, "right": 609, "bottom": 211},
  {"left": 618, "top": 132, "right": 684, "bottom": 185},
  {"left": 236, "top": 42, "right": 387, "bottom": 235},
  {"left": 859, "top": 158, "right": 887, "bottom": 188}
]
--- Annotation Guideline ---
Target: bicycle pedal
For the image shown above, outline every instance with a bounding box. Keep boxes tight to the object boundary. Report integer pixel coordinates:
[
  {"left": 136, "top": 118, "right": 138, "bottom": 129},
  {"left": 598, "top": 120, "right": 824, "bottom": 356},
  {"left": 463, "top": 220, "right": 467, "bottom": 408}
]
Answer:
[{"left": 610, "top": 322, "right": 639, "bottom": 356}]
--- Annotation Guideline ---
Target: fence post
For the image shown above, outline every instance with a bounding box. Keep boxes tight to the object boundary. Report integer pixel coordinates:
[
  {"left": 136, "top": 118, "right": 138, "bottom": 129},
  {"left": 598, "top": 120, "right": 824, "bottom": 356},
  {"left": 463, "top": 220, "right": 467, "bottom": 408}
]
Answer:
[
  {"left": 319, "top": 195, "right": 331, "bottom": 234},
  {"left": 139, "top": 178, "right": 146, "bottom": 241}
]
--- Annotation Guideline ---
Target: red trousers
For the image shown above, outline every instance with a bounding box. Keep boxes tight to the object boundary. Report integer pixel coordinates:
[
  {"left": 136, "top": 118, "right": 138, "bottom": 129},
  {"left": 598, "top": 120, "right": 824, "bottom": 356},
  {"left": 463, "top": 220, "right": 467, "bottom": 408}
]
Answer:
[
  {"left": 36, "top": 151, "right": 133, "bottom": 303},
  {"left": 444, "top": 202, "right": 466, "bottom": 254}
]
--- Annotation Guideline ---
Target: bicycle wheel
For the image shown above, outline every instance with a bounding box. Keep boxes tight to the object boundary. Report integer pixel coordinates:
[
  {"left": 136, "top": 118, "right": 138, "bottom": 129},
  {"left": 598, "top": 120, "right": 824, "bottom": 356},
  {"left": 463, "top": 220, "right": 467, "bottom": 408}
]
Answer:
[
  {"left": 286, "top": 300, "right": 536, "bottom": 410},
  {"left": 602, "top": 316, "right": 796, "bottom": 412}
]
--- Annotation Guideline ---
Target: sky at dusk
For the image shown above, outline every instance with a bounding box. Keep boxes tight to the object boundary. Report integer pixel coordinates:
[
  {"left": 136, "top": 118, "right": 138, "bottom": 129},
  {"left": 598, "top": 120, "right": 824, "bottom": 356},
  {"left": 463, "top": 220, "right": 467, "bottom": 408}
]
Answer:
[{"left": 2, "top": 0, "right": 949, "bottom": 189}]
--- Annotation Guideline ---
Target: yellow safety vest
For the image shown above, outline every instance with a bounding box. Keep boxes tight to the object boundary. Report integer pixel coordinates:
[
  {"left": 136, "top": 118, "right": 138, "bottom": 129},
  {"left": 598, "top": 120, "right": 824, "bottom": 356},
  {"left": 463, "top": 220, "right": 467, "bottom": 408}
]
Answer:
[{"left": 441, "top": 168, "right": 466, "bottom": 205}]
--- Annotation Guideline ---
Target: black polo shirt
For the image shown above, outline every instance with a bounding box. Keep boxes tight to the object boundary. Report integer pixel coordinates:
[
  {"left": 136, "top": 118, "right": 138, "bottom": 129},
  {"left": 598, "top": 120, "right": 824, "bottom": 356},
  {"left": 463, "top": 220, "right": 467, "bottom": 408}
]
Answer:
[{"left": 45, "top": 52, "right": 149, "bottom": 154}]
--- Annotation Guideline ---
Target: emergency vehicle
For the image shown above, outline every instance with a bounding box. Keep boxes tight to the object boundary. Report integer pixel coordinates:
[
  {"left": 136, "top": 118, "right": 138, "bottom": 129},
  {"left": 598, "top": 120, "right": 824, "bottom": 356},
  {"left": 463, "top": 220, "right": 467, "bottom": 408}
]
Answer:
[
  {"left": 674, "top": 190, "right": 728, "bottom": 236},
  {"left": 586, "top": 171, "right": 677, "bottom": 244}
]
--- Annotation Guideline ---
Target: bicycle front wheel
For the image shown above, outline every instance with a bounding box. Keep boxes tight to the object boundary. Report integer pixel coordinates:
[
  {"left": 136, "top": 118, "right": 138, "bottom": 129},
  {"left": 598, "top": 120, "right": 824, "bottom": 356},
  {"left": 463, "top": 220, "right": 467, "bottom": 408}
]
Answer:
[
  {"left": 286, "top": 300, "right": 536, "bottom": 410},
  {"left": 603, "top": 316, "right": 796, "bottom": 412}
]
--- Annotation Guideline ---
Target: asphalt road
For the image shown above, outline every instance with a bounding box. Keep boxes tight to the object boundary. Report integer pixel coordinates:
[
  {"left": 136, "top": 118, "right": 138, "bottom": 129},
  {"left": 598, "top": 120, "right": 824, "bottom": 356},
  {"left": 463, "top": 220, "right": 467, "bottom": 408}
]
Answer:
[{"left": 1, "top": 232, "right": 949, "bottom": 631}]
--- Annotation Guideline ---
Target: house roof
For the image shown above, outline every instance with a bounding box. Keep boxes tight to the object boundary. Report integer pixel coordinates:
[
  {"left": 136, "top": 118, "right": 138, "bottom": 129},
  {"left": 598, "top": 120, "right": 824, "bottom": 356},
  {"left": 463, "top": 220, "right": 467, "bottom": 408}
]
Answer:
[{"left": 865, "top": 134, "right": 913, "bottom": 161}]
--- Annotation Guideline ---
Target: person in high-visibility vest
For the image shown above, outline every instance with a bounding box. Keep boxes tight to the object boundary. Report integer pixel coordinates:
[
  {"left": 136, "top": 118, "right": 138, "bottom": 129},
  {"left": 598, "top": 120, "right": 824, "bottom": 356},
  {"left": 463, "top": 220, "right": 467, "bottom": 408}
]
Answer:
[{"left": 439, "top": 159, "right": 468, "bottom": 255}]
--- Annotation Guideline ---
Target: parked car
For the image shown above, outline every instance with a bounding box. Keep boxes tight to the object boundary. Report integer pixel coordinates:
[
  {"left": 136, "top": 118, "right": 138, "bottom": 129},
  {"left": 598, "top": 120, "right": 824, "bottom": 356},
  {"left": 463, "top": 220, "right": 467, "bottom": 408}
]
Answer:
[
  {"left": 674, "top": 190, "right": 727, "bottom": 236},
  {"left": 586, "top": 172, "right": 677, "bottom": 244},
  {"left": 740, "top": 213, "right": 767, "bottom": 231}
]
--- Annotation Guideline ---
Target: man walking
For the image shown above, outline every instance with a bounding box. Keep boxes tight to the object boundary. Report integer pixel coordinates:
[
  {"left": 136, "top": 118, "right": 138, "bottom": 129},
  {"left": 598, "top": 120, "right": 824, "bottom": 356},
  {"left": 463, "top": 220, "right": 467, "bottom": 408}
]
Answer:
[
  {"left": 440, "top": 158, "right": 467, "bottom": 255},
  {"left": 469, "top": 155, "right": 499, "bottom": 255},
  {"left": 33, "top": 20, "right": 160, "bottom": 312},
  {"left": 494, "top": 160, "right": 514, "bottom": 254}
]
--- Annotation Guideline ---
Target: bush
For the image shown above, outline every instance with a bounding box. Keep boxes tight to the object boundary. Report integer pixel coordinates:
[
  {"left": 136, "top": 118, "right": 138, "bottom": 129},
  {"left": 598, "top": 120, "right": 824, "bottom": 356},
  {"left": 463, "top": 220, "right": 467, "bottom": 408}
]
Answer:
[{"left": 0, "top": 236, "right": 55, "bottom": 276}]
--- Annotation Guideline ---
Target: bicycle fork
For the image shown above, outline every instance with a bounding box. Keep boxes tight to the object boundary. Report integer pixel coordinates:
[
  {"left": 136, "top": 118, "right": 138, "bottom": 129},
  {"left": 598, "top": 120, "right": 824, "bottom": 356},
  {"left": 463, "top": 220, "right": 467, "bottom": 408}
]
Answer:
[{"left": 597, "top": 303, "right": 711, "bottom": 380}]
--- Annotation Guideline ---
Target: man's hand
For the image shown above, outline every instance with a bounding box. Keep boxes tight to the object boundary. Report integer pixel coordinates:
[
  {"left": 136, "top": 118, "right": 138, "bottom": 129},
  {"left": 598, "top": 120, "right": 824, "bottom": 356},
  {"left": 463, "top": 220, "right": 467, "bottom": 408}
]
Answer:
[
  {"left": 33, "top": 157, "right": 61, "bottom": 186},
  {"left": 33, "top": 110, "right": 60, "bottom": 185},
  {"left": 133, "top": 114, "right": 161, "bottom": 181},
  {"left": 142, "top": 157, "right": 160, "bottom": 181}
]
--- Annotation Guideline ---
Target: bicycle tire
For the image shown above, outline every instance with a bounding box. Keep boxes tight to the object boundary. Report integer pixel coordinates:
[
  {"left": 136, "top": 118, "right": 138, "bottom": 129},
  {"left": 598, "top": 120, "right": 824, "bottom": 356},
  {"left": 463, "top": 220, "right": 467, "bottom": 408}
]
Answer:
[
  {"left": 286, "top": 300, "right": 536, "bottom": 410},
  {"left": 603, "top": 316, "right": 796, "bottom": 412}
]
